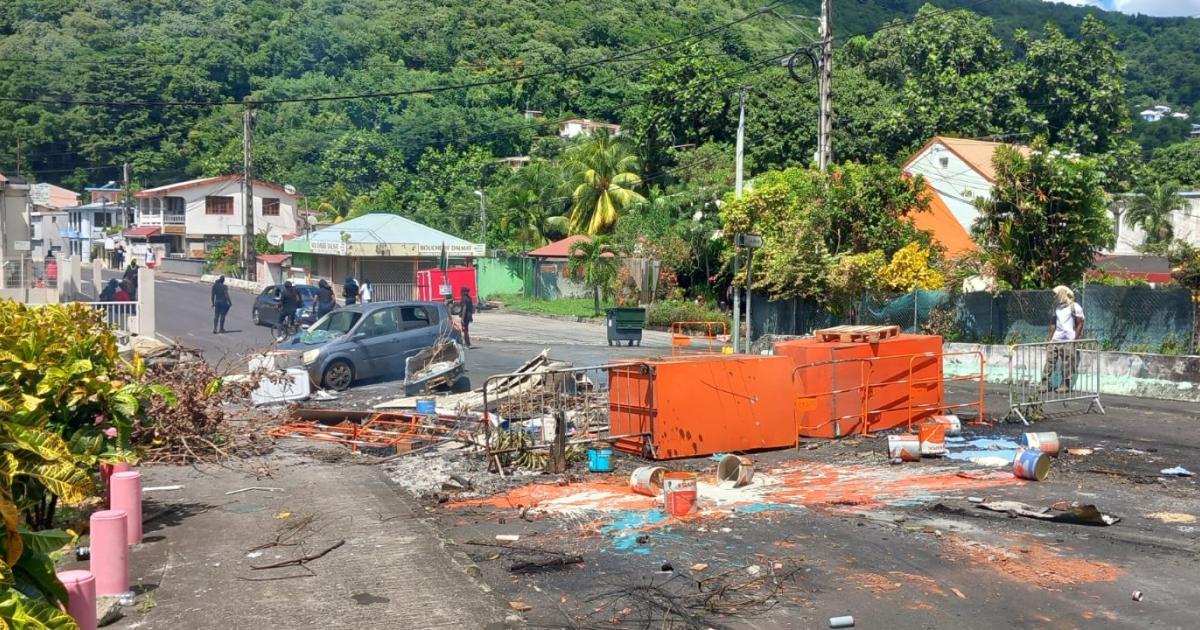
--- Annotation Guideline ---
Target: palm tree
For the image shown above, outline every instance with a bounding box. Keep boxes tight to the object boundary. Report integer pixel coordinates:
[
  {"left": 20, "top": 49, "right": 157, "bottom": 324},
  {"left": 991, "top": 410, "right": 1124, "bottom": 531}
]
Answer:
[
  {"left": 567, "top": 236, "right": 619, "bottom": 316},
  {"left": 317, "top": 182, "right": 353, "bottom": 223},
  {"left": 564, "top": 130, "right": 645, "bottom": 234},
  {"left": 1127, "top": 181, "right": 1184, "bottom": 250},
  {"left": 498, "top": 163, "right": 570, "bottom": 248}
]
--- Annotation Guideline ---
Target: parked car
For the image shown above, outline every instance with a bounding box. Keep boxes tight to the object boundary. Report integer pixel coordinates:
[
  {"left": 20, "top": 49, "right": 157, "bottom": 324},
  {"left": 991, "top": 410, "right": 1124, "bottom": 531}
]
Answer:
[
  {"left": 252, "top": 283, "right": 320, "bottom": 327},
  {"left": 287, "top": 301, "right": 462, "bottom": 391}
]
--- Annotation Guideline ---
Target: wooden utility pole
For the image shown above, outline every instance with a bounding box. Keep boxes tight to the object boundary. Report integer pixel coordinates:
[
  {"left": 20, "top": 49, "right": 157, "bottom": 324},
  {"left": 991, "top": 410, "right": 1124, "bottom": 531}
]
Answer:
[
  {"left": 15, "top": 138, "right": 20, "bottom": 176},
  {"left": 122, "top": 162, "right": 131, "bottom": 226},
  {"left": 242, "top": 107, "right": 256, "bottom": 281},
  {"left": 817, "top": 0, "right": 833, "bottom": 171}
]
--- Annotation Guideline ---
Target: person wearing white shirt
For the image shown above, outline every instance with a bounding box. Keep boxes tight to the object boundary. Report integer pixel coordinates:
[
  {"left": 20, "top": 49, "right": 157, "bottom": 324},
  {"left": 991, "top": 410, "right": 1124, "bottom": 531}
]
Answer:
[
  {"left": 1041, "top": 285, "right": 1085, "bottom": 393},
  {"left": 360, "top": 281, "right": 372, "bottom": 304}
]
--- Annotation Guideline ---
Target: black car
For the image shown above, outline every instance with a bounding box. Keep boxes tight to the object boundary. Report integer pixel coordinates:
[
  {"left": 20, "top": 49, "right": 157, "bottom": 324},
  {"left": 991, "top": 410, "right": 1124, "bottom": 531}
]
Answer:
[{"left": 251, "top": 283, "right": 320, "bottom": 327}]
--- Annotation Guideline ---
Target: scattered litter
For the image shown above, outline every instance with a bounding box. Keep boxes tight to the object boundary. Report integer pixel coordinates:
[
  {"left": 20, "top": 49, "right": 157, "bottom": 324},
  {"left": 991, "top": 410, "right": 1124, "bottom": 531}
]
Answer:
[
  {"left": 1145, "top": 512, "right": 1196, "bottom": 524},
  {"left": 1160, "top": 466, "right": 1194, "bottom": 477},
  {"left": 950, "top": 587, "right": 967, "bottom": 600},
  {"left": 690, "top": 563, "right": 708, "bottom": 572},
  {"left": 746, "top": 564, "right": 761, "bottom": 576},
  {"left": 716, "top": 454, "right": 754, "bottom": 488},
  {"left": 143, "top": 485, "right": 184, "bottom": 492},
  {"left": 659, "top": 562, "right": 673, "bottom": 573},
  {"left": 75, "top": 546, "right": 90, "bottom": 561},
  {"left": 245, "top": 551, "right": 263, "bottom": 559},
  {"left": 311, "top": 389, "right": 339, "bottom": 401},
  {"left": 225, "top": 486, "right": 284, "bottom": 495},
  {"left": 496, "top": 534, "right": 520, "bottom": 542},
  {"left": 1132, "top": 590, "right": 1144, "bottom": 602},
  {"left": 829, "top": 615, "right": 855, "bottom": 628},
  {"left": 1021, "top": 431, "right": 1060, "bottom": 456},
  {"left": 1013, "top": 448, "right": 1051, "bottom": 481},
  {"left": 274, "top": 511, "right": 292, "bottom": 519},
  {"left": 1066, "top": 448, "right": 1093, "bottom": 456},
  {"left": 978, "top": 500, "right": 1119, "bottom": 526},
  {"left": 509, "top": 601, "right": 533, "bottom": 612},
  {"left": 967, "top": 496, "right": 984, "bottom": 503}
]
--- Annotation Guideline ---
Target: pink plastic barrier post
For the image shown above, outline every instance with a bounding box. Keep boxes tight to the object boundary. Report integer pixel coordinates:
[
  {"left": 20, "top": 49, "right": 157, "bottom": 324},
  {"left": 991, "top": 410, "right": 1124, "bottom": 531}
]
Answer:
[
  {"left": 100, "top": 462, "right": 132, "bottom": 508},
  {"left": 89, "top": 510, "right": 129, "bottom": 596},
  {"left": 57, "top": 570, "right": 97, "bottom": 630},
  {"left": 110, "top": 471, "right": 143, "bottom": 544}
]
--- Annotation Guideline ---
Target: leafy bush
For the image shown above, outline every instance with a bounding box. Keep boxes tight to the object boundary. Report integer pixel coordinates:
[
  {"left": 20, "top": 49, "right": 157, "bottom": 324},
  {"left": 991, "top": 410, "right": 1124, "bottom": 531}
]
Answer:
[
  {"left": 646, "top": 300, "right": 730, "bottom": 329},
  {"left": 879, "top": 243, "right": 944, "bottom": 292}
]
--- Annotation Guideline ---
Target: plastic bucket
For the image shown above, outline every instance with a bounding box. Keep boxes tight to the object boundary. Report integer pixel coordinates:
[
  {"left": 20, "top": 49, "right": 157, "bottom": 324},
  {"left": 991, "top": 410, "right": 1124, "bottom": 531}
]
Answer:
[
  {"left": 415, "top": 396, "right": 439, "bottom": 415},
  {"left": 1021, "top": 431, "right": 1060, "bottom": 456},
  {"left": 918, "top": 422, "right": 947, "bottom": 457},
  {"left": 587, "top": 444, "right": 613, "bottom": 472},
  {"left": 928, "top": 414, "right": 962, "bottom": 436},
  {"left": 663, "top": 472, "right": 698, "bottom": 516},
  {"left": 716, "top": 455, "right": 754, "bottom": 488},
  {"left": 1013, "top": 448, "right": 1051, "bottom": 481},
  {"left": 886, "top": 435, "right": 920, "bottom": 462},
  {"left": 630, "top": 466, "right": 667, "bottom": 497}
]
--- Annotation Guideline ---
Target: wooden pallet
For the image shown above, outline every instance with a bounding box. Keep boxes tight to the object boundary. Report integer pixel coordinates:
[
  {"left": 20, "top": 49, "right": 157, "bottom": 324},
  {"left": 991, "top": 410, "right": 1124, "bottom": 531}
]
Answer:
[{"left": 814, "top": 324, "right": 901, "bottom": 343}]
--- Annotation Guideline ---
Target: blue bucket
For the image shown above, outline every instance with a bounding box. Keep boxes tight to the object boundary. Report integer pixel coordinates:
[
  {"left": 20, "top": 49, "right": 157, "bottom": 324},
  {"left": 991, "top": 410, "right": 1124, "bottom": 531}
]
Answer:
[
  {"left": 415, "top": 398, "right": 436, "bottom": 415},
  {"left": 587, "top": 445, "right": 614, "bottom": 473},
  {"left": 1013, "top": 448, "right": 1050, "bottom": 481}
]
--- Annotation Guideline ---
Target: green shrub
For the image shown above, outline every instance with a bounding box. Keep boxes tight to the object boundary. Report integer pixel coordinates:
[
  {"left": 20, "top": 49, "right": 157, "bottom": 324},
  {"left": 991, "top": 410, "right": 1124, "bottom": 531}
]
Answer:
[{"left": 646, "top": 300, "right": 730, "bottom": 330}]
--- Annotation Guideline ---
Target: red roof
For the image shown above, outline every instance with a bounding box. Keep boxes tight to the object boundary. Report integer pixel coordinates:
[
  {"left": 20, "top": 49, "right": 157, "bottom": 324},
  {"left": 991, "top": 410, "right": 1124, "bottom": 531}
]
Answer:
[
  {"left": 256, "top": 254, "right": 292, "bottom": 264},
  {"left": 124, "top": 226, "right": 161, "bottom": 238},
  {"left": 136, "top": 175, "right": 296, "bottom": 198},
  {"left": 525, "top": 235, "right": 614, "bottom": 258}
]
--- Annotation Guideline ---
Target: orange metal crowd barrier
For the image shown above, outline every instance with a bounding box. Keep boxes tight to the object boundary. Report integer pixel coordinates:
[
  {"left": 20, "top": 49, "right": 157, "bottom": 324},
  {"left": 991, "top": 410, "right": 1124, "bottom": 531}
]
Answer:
[
  {"left": 791, "top": 358, "right": 873, "bottom": 441},
  {"left": 270, "top": 411, "right": 474, "bottom": 455},
  {"left": 904, "top": 350, "right": 986, "bottom": 431},
  {"left": 670, "top": 321, "right": 731, "bottom": 355}
]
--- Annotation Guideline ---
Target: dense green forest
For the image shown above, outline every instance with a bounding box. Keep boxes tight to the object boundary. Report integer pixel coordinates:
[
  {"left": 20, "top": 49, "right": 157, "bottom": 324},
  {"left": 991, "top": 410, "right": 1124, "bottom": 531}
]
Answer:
[{"left": 0, "top": 0, "right": 1197, "bottom": 247}]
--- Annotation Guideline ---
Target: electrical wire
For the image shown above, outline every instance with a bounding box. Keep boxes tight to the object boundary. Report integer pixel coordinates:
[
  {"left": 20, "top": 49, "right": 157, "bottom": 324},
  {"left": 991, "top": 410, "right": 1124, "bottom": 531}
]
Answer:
[{"left": 0, "top": 4, "right": 781, "bottom": 108}]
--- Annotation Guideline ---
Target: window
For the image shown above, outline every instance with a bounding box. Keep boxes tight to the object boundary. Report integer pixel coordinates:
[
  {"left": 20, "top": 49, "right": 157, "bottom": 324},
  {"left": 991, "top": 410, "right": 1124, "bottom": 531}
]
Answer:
[
  {"left": 360, "top": 307, "right": 400, "bottom": 338},
  {"left": 262, "top": 198, "right": 280, "bottom": 216},
  {"left": 206, "top": 196, "right": 234, "bottom": 215},
  {"left": 399, "top": 306, "right": 433, "bottom": 331}
]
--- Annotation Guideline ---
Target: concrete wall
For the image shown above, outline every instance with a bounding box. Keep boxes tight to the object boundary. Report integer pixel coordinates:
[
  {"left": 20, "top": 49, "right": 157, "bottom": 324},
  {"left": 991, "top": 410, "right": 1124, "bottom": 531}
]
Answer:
[
  {"left": 943, "top": 341, "right": 1200, "bottom": 403},
  {"left": 475, "top": 257, "right": 526, "bottom": 297},
  {"left": 158, "top": 257, "right": 207, "bottom": 276}
]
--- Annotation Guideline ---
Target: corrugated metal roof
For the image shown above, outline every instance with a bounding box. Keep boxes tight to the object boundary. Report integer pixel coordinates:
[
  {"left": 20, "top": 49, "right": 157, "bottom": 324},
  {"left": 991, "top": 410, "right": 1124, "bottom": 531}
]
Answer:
[{"left": 304, "top": 213, "right": 478, "bottom": 247}]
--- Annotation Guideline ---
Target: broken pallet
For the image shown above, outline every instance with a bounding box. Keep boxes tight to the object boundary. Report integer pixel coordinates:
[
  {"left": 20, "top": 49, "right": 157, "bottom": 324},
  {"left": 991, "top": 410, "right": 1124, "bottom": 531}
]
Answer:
[{"left": 814, "top": 325, "right": 901, "bottom": 343}]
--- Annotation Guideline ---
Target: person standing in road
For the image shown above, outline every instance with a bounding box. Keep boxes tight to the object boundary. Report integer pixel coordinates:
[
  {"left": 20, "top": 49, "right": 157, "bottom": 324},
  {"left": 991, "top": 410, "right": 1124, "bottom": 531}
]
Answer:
[
  {"left": 123, "top": 259, "right": 140, "bottom": 300},
  {"left": 280, "top": 280, "right": 302, "bottom": 328},
  {"left": 316, "top": 279, "right": 335, "bottom": 318},
  {"left": 114, "top": 244, "right": 125, "bottom": 270},
  {"left": 343, "top": 275, "right": 359, "bottom": 305},
  {"left": 211, "top": 275, "right": 232, "bottom": 334},
  {"left": 1041, "top": 285, "right": 1085, "bottom": 393},
  {"left": 459, "top": 286, "right": 474, "bottom": 348}
]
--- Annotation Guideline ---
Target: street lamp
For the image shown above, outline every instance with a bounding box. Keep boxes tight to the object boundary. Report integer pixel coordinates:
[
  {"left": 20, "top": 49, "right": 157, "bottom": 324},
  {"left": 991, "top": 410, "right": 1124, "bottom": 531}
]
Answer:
[{"left": 474, "top": 189, "right": 486, "bottom": 243}]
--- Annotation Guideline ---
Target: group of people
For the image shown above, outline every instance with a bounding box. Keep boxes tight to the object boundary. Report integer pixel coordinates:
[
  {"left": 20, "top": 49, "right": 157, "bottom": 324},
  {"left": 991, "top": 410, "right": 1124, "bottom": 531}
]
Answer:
[
  {"left": 98, "top": 259, "right": 141, "bottom": 303},
  {"left": 340, "top": 275, "right": 372, "bottom": 305}
]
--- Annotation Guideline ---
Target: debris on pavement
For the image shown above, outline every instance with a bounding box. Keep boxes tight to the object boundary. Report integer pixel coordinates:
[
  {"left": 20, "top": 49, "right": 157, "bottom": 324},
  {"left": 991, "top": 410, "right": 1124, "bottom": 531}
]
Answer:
[
  {"left": 829, "top": 615, "right": 855, "bottom": 628},
  {"left": 977, "top": 500, "right": 1120, "bottom": 525},
  {"left": 225, "top": 486, "right": 284, "bottom": 495},
  {"left": 1132, "top": 590, "right": 1144, "bottom": 602},
  {"left": 1160, "top": 466, "right": 1194, "bottom": 477},
  {"left": 1145, "top": 512, "right": 1196, "bottom": 524}
]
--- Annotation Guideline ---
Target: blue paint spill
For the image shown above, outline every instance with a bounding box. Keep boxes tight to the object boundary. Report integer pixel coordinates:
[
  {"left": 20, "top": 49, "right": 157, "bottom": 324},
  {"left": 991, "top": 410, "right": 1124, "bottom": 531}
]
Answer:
[
  {"left": 730, "top": 503, "right": 795, "bottom": 514},
  {"left": 600, "top": 510, "right": 669, "bottom": 554},
  {"left": 945, "top": 436, "right": 1020, "bottom": 464}
]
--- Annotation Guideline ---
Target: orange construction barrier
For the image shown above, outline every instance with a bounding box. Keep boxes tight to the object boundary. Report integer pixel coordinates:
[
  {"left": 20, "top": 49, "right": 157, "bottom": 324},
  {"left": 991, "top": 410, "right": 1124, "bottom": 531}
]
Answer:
[{"left": 670, "top": 321, "right": 730, "bottom": 355}]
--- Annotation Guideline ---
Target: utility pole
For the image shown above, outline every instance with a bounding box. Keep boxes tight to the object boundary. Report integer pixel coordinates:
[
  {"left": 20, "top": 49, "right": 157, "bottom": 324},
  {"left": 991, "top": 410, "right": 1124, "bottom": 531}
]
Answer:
[
  {"left": 474, "top": 189, "right": 487, "bottom": 243},
  {"left": 732, "top": 85, "right": 748, "bottom": 353},
  {"left": 15, "top": 138, "right": 21, "bottom": 176},
  {"left": 242, "top": 107, "right": 256, "bottom": 281},
  {"left": 817, "top": 0, "right": 833, "bottom": 172},
  {"left": 122, "top": 162, "right": 131, "bottom": 227}
]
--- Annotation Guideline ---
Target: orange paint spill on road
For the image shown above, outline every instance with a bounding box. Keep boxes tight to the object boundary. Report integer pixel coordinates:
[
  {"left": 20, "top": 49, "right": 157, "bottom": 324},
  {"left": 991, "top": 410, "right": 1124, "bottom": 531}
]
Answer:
[
  {"left": 445, "top": 480, "right": 654, "bottom": 512},
  {"left": 763, "top": 462, "right": 1019, "bottom": 509},
  {"left": 941, "top": 535, "right": 1122, "bottom": 590}
]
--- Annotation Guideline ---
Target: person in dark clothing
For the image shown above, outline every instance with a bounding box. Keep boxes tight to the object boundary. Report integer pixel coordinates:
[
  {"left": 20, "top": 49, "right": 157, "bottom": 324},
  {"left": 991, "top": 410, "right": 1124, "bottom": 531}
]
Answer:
[
  {"left": 99, "top": 279, "right": 119, "bottom": 302},
  {"left": 459, "top": 286, "right": 474, "bottom": 348},
  {"left": 279, "top": 280, "right": 302, "bottom": 328},
  {"left": 123, "top": 259, "right": 140, "bottom": 300},
  {"left": 113, "top": 245, "right": 125, "bottom": 270},
  {"left": 343, "top": 275, "right": 359, "bottom": 305},
  {"left": 211, "top": 275, "right": 232, "bottom": 334},
  {"left": 316, "top": 279, "right": 335, "bottom": 318}
]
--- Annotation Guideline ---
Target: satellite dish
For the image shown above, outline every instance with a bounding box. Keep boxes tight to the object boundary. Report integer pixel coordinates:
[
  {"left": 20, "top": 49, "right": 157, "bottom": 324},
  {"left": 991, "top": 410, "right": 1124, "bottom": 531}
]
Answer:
[
  {"left": 283, "top": 184, "right": 297, "bottom": 195},
  {"left": 306, "top": 214, "right": 318, "bottom": 226},
  {"left": 267, "top": 232, "right": 284, "bottom": 247}
]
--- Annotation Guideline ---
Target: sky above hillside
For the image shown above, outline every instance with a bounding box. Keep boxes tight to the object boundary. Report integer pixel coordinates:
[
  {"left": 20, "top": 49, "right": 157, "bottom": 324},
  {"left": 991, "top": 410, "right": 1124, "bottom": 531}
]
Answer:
[{"left": 1048, "top": 0, "right": 1200, "bottom": 16}]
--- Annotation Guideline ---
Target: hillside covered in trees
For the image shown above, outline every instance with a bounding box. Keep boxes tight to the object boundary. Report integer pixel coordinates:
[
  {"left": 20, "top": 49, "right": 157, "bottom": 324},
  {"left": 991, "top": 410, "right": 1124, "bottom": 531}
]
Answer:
[{"left": 1, "top": 0, "right": 1197, "bottom": 245}]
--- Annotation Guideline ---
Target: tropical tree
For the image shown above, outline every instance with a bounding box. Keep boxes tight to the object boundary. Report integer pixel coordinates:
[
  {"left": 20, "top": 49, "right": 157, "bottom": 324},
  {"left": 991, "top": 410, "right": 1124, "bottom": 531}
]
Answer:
[
  {"left": 1126, "top": 181, "right": 1184, "bottom": 250},
  {"left": 564, "top": 131, "right": 645, "bottom": 235},
  {"left": 566, "top": 236, "right": 620, "bottom": 317},
  {"left": 317, "top": 182, "right": 353, "bottom": 223},
  {"left": 497, "top": 162, "right": 570, "bottom": 249}
]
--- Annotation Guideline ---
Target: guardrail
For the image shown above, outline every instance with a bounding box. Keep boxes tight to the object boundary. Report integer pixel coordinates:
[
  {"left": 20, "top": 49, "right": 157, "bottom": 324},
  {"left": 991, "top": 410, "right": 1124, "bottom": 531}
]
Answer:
[
  {"left": 670, "top": 320, "right": 731, "bottom": 355},
  {"left": 87, "top": 301, "right": 138, "bottom": 333},
  {"left": 1007, "top": 338, "right": 1104, "bottom": 425}
]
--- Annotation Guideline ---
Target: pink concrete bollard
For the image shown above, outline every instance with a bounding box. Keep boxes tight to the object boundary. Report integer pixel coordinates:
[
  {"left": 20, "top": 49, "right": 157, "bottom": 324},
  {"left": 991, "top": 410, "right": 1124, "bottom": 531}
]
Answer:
[
  {"left": 89, "top": 510, "right": 129, "bottom": 596},
  {"left": 100, "top": 462, "right": 132, "bottom": 508},
  {"left": 57, "top": 570, "right": 97, "bottom": 630},
  {"left": 110, "top": 471, "right": 143, "bottom": 545}
]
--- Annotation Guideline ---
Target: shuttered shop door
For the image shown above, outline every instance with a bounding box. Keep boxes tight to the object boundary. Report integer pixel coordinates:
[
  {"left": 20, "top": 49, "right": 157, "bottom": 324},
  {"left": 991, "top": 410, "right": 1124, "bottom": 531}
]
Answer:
[{"left": 359, "top": 260, "right": 414, "bottom": 284}]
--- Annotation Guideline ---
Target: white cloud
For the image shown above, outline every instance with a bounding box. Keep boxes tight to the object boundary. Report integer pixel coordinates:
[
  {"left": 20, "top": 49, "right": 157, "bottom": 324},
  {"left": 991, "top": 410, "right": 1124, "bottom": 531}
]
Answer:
[{"left": 1043, "top": 0, "right": 1200, "bottom": 16}]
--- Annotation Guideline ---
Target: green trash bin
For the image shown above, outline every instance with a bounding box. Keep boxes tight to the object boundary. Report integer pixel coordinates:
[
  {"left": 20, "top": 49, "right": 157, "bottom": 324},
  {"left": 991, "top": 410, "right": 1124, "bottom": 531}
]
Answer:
[{"left": 606, "top": 307, "right": 645, "bottom": 347}]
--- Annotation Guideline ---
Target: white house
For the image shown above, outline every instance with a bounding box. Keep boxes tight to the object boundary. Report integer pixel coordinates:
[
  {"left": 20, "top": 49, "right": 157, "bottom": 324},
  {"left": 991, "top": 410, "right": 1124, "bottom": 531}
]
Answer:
[
  {"left": 61, "top": 200, "right": 123, "bottom": 263},
  {"left": 28, "top": 183, "right": 78, "bottom": 259},
  {"left": 559, "top": 118, "right": 621, "bottom": 139},
  {"left": 1109, "top": 191, "right": 1200, "bottom": 254},
  {"left": 1140, "top": 105, "right": 1175, "bottom": 123},
  {"left": 902, "top": 136, "right": 1031, "bottom": 237},
  {"left": 133, "top": 175, "right": 300, "bottom": 259}
]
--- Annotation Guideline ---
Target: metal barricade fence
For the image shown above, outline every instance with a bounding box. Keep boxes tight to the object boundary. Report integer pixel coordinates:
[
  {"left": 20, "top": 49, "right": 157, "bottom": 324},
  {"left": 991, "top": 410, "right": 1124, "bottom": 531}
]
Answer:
[
  {"left": 670, "top": 321, "right": 730, "bottom": 355},
  {"left": 1007, "top": 339, "right": 1104, "bottom": 425},
  {"left": 87, "top": 301, "right": 138, "bottom": 333},
  {"left": 905, "top": 351, "right": 985, "bottom": 431},
  {"left": 369, "top": 283, "right": 417, "bottom": 302},
  {"left": 481, "top": 362, "right": 657, "bottom": 471},
  {"left": 792, "top": 358, "right": 873, "bottom": 440}
]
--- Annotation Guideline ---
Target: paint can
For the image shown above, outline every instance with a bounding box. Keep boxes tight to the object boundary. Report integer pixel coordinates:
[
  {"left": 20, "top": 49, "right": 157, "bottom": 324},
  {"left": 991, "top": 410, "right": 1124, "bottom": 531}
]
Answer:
[
  {"left": 1013, "top": 447, "right": 1051, "bottom": 481},
  {"left": 886, "top": 434, "right": 920, "bottom": 462},
  {"left": 1020, "top": 431, "right": 1060, "bottom": 456},
  {"left": 629, "top": 466, "right": 667, "bottom": 497},
  {"left": 663, "top": 472, "right": 698, "bottom": 516},
  {"left": 918, "top": 422, "right": 947, "bottom": 457},
  {"left": 415, "top": 398, "right": 436, "bottom": 415},
  {"left": 716, "top": 455, "right": 754, "bottom": 488},
  {"left": 587, "top": 443, "right": 614, "bottom": 473},
  {"left": 928, "top": 414, "right": 962, "bottom": 436}
]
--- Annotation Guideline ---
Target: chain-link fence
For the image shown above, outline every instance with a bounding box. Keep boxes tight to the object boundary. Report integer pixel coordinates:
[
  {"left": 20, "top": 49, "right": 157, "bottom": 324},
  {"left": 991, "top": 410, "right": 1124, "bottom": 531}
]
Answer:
[{"left": 751, "top": 285, "right": 1197, "bottom": 354}]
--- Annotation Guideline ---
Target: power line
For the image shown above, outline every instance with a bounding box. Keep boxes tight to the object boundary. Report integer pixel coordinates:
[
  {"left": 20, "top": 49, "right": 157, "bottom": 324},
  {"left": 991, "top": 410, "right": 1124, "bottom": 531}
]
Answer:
[{"left": 0, "top": 4, "right": 780, "bottom": 108}]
